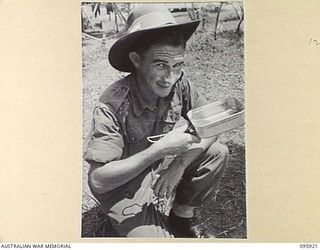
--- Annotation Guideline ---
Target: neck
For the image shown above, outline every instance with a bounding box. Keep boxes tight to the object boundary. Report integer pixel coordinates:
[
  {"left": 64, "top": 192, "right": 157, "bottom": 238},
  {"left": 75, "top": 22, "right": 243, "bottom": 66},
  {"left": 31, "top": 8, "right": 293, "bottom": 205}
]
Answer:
[{"left": 135, "top": 72, "right": 159, "bottom": 107}]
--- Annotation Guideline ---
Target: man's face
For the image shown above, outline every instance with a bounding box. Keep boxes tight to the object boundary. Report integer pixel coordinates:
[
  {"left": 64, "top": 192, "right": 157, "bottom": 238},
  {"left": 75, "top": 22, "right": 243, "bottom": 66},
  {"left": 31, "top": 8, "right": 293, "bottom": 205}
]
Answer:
[{"left": 136, "top": 44, "right": 185, "bottom": 98}]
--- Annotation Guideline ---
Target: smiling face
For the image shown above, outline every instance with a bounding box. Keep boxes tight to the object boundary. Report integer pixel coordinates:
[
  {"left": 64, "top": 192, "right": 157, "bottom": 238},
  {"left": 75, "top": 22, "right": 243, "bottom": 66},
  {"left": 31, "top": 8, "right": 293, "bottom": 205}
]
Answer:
[{"left": 132, "top": 43, "right": 186, "bottom": 98}]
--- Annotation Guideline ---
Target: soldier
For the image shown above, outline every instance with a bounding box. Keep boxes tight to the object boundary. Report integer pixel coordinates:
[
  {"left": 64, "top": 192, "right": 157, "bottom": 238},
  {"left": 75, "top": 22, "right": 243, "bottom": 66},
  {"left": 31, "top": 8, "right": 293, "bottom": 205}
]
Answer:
[{"left": 84, "top": 4, "right": 229, "bottom": 238}]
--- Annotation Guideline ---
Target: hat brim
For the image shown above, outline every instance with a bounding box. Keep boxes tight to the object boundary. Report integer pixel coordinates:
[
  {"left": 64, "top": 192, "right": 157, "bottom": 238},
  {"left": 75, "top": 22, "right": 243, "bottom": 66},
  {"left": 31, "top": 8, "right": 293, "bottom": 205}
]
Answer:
[{"left": 108, "top": 20, "right": 200, "bottom": 72}]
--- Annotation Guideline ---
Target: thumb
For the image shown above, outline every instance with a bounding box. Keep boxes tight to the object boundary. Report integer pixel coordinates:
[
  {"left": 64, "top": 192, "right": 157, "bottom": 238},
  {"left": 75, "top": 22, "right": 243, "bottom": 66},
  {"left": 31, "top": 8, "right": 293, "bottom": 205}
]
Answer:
[
  {"left": 151, "top": 174, "right": 160, "bottom": 188},
  {"left": 188, "top": 133, "right": 201, "bottom": 144},
  {"left": 174, "top": 123, "right": 189, "bottom": 133}
]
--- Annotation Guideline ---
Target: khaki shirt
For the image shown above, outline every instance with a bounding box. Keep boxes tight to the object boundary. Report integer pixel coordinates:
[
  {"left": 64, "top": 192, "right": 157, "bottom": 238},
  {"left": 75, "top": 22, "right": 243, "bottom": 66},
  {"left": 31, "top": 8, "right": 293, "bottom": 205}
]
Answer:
[{"left": 84, "top": 72, "right": 206, "bottom": 216}]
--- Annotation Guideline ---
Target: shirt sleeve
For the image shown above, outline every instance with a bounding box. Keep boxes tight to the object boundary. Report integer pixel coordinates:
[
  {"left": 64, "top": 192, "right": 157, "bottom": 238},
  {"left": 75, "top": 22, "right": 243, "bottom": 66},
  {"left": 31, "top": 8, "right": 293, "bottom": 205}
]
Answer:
[{"left": 84, "top": 102, "right": 124, "bottom": 164}]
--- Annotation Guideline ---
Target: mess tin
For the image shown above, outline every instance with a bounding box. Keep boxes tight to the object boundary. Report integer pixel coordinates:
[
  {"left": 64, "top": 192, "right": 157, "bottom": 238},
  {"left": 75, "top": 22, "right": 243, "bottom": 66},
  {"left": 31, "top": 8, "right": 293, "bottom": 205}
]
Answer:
[{"left": 147, "top": 97, "right": 245, "bottom": 143}]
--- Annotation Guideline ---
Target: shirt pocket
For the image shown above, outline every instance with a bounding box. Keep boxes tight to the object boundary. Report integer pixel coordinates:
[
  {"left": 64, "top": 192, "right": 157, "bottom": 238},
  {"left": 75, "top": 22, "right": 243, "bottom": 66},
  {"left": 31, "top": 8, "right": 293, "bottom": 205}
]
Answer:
[
  {"left": 126, "top": 122, "right": 151, "bottom": 143},
  {"left": 125, "top": 114, "right": 154, "bottom": 155}
]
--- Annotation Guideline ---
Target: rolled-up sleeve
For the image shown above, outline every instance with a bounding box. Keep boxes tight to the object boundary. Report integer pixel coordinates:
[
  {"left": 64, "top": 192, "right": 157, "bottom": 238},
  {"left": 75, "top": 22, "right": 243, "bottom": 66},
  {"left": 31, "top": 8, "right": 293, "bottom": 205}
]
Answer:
[{"left": 84, "top": 102, "right": 124, "bottom": 164}]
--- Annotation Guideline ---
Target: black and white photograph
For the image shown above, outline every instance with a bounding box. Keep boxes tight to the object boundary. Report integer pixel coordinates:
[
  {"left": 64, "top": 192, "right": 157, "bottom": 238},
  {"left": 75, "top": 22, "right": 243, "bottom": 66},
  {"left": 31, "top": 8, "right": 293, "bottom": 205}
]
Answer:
[{"left": 81, "top": 2, "right": 246, "bottom": 238}]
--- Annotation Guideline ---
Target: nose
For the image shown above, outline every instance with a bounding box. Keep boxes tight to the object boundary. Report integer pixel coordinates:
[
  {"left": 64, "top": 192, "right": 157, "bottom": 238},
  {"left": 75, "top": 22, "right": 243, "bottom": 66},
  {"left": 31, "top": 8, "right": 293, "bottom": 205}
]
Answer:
[
  {"left": 166, "top": 71, "right": 174, "bottom": 83},
  {"left": 165, "top": 68, "right": 179, "bottom": 84}
]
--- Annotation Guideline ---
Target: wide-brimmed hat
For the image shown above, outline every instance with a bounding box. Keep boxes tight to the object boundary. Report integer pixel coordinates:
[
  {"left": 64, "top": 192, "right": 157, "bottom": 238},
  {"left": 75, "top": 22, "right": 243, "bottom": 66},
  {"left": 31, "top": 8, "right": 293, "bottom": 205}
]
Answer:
[{"left": 108, "top": 4, "right": 200, "bottom": 72}]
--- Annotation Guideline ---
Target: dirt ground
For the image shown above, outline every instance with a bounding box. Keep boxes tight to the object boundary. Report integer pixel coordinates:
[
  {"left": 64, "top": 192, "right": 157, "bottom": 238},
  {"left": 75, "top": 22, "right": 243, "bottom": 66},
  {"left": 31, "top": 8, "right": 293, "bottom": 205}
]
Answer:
[{"left": 82, "top": 7, "right": 246, "bottom": 238}]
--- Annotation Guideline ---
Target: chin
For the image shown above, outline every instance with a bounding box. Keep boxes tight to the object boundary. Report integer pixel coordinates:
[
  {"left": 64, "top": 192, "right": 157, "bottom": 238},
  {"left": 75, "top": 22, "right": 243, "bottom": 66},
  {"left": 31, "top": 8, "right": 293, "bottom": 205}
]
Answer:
[
  {"left": 157, "top": 90, "right": 172, "bottom": 98},
  {"left": 154, "top": 86, "right": 174, "bottom": 98}
]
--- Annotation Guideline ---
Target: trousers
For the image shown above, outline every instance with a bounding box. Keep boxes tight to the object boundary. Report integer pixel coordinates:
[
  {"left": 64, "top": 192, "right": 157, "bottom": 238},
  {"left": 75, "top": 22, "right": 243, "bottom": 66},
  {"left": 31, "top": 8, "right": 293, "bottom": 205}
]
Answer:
[{"left": 107, "top": 141, "right": 229, "bottom": 237}]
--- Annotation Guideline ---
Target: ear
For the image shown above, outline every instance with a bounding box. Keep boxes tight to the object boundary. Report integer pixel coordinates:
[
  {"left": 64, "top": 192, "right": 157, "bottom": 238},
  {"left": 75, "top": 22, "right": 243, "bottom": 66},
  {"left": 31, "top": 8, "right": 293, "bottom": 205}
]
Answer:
[{"left": 129, "top": 52, "right": 141, "bottom": 69}]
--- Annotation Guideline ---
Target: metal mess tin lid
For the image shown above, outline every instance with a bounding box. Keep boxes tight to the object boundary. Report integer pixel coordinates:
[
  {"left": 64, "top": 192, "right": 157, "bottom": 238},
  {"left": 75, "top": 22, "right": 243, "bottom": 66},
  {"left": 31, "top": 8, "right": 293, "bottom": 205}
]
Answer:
[{"left": 187, "top": 97, "right": 245, "bottom": 138}]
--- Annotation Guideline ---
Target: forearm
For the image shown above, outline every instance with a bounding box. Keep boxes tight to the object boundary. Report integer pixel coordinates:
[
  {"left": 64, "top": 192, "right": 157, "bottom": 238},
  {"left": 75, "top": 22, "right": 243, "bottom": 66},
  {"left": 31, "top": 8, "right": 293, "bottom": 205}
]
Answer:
[
  {"left": 173, "top": 136, "right": 217, "bottom": 170},
  {"left": 152, "top": 136, "right": 217, "bottom": 199},
  {"left": 90, "top": 144, "right": 165, "bottom": 194}
]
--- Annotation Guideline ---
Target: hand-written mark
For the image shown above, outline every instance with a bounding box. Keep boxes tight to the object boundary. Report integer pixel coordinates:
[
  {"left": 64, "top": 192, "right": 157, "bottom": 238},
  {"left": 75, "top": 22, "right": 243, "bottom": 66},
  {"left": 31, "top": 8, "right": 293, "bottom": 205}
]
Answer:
[{"left": 309, "top": 38, "right": 320, "bottom": 47}]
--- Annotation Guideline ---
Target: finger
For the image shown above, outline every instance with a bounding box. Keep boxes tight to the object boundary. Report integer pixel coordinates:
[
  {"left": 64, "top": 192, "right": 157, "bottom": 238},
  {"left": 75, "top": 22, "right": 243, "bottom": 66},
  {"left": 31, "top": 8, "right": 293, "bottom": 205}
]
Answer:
[
  {"left": 174, "top": 123, "right": 188, "bottom": 133},
  {"left": 151, "top": 174, "right": 160, "bottom": 188},
  {"left": 191, "top": 134, "right": 201, "bottom": 143},
  {"left": 153, "top": 178, "right": 162, "bottom": 196},
  {"left": 158, "top": 183, "right": 168, "bottom": 198},
  {"left": 184, "top": 133, "right": 201, "bottom": 144},
  {"left": 166, "top": 184, "right": 174, "bottom": 199},
  {"left": 167, "top": 124, "right": 188, "bottom": 136}
]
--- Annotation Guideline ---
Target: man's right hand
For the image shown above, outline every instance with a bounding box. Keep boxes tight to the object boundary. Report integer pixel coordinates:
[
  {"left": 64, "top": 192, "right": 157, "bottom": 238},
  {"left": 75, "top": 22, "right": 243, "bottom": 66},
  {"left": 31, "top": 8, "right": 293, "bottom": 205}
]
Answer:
[{"left": 152, "top": 127, "right": 201, "bottom": 157}]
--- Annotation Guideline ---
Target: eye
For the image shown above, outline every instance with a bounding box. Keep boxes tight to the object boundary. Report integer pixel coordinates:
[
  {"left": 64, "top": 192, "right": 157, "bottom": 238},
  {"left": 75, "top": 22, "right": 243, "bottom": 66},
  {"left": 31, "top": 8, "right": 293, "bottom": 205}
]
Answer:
[
  {"left": 156, "top": 63, "right": 166, "bottom": 68},
  {"left": 173, "top": 62, "right": 184, "bottom": 68}
]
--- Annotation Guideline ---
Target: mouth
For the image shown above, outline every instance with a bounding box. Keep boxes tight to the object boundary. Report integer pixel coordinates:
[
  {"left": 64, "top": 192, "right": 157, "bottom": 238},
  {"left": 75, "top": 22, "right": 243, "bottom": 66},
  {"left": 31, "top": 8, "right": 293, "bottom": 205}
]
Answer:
[{"left": 157, "top": 82, "right": 173, "bottom": 88}]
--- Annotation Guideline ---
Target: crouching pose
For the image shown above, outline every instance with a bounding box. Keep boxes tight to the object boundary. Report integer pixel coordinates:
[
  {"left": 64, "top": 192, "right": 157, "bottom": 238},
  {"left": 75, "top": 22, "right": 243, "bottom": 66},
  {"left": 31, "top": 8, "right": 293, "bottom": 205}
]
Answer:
[{"left": 84, "top": 4, "right": 229, "bottom": 238}]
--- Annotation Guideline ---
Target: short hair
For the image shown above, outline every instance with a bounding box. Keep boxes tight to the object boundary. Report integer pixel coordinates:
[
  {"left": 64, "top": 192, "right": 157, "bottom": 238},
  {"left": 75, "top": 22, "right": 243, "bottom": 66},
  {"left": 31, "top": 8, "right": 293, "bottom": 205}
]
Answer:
[{"left": 131, "top": 28, "right": 187, "bottom": 56}]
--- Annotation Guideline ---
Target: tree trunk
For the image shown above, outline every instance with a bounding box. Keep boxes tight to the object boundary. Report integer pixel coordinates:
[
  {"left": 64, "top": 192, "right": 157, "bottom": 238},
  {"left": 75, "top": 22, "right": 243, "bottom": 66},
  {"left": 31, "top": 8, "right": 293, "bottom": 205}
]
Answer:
[
  {"left": 236, "top": 18, "right": 243, "bottom": 35},
  {"left": 185, "top": 3, "right": 194, "bottom": 20},
  {"left": 81, "top": 9, "right": 85, "bottom": 32},
  {"left": 230, "top": 2, "right": 240, "bottom": 20},
  {"left": 191, "top": 3, "right": 196, "bottom": 20},
  {"left": 114, "top": 9, "right": 118, "bottom": 32},
  {"left": 81, "top": 7, "right": 94, "bottom": 30},
  {"left": 214, "top": 2, "right": 224, "bottom": 40},
  {"left": 113, "top": 4, "right": 127, "bottom": 24},
  {"left": 236, "top": 3, "right": 244, "bottom": 36}
]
